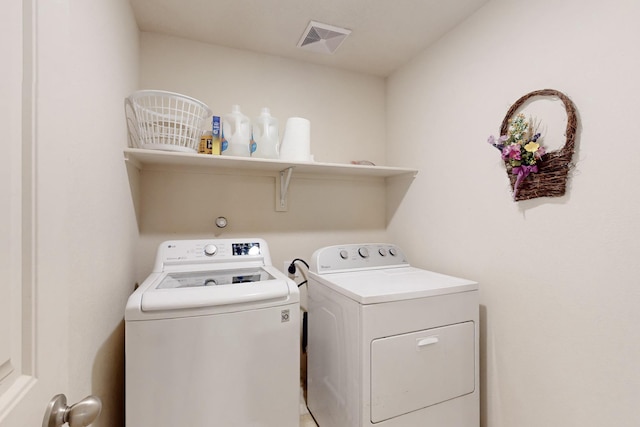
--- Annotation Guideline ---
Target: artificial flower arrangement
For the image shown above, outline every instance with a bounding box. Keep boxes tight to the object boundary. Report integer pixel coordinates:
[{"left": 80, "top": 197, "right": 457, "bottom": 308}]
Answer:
[
  {"left": 487, "top": 89, "right": 577, "bottom": 202},
  {"left": 488, "top": 113, "right": 546, "bottom": 200}
]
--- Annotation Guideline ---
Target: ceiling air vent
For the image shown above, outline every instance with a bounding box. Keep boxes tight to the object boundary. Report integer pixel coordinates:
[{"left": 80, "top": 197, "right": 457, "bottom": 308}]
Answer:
[{"left": 297, "top": 21, "right": 351, "bottom": 54}]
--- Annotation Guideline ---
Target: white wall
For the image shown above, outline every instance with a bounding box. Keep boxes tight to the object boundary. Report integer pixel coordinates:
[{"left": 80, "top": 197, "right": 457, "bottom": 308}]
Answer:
[
  {"left": 135, "top": 33, "right": 392, "bottom": 283},
  {"left": 387, "top": 0, "right": 640, "bottom": 426},
  {"left": 36, "top": 0, "right": 139, "bottom": 425}
]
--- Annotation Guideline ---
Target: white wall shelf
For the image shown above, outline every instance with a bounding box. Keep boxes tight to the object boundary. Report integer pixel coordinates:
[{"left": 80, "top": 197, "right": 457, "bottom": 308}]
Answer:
[
  {"left": 124, "top": 148, "right": 418, "bottom": 211},
  {"left": 124, "top": 148, "right": 417, "bottom": 178}
]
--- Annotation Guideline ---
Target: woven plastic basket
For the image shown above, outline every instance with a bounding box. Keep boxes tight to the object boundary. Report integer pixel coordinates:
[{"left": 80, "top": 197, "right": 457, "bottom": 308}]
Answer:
[
  {"left": 125, "top": 90, "right": 212, "bottom": 153},
  {"left": 499, "top": 89, "right": 578, "bottom": 201}
]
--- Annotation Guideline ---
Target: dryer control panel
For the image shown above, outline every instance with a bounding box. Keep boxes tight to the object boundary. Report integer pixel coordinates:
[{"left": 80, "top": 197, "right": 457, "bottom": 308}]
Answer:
[{"left": 310, "top": 243, "right": 409, "bottom": 274}]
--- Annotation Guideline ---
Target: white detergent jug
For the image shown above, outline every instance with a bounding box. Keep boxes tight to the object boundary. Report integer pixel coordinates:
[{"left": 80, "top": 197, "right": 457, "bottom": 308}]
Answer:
[
  {"left": 221, "top": 105, "right": 252, "bottom": 157},
  {"left": 252, "top": 108, "right": 279, "bottom": 159}
]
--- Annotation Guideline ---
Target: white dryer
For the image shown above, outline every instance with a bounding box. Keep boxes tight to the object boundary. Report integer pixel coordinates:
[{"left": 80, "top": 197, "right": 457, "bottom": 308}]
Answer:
[
  {"left": 307, "top": 243, "right": 478, "bottom": 427},
  {"left": 125, "top": 238, "right": 300, "bottom": 427}
]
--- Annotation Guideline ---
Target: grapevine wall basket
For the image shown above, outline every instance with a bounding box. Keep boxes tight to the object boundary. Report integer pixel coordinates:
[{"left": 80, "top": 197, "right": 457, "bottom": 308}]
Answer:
[{"left": 497, "top": 89, "right": 578, "bottom": 201}]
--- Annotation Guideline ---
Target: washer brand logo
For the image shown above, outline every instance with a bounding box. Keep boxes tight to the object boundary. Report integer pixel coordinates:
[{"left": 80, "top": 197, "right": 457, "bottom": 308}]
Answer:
[{"left": 281, "top": 309, "right": 290, "bottom": 322}]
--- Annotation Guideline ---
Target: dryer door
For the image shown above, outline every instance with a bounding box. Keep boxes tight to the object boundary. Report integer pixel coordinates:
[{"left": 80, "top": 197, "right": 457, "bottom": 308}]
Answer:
[{"left": 370, "top": 321, "right": 475, "bottom": 423}]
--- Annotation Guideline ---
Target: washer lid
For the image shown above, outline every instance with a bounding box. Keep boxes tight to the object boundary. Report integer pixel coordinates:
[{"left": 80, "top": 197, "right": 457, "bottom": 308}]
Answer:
[
  {"left": 156, "top": 267, "right": 274, "bottom": 288},
  {"left": 311, "top": 266, "right": 477, "bottom": 304},
  {"left": 140, "top": 267, "right": 292, "bottom": 312}
]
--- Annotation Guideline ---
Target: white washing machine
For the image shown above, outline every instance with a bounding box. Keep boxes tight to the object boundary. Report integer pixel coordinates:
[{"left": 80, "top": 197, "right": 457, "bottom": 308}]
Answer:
[
  {"left": 125, "top": 238, "right": 300, "bottom": 427},
  {"left": 307, "top": 243, "right": 479, "bottom": 427}
]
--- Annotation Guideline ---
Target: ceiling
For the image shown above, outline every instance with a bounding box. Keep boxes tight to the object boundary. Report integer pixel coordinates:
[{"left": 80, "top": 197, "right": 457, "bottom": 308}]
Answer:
[{"left": 130, "top": 0, "right": 489, "bottom": 77}]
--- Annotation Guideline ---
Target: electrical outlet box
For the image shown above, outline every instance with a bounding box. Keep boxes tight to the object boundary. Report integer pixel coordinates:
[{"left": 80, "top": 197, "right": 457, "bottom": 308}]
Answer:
[{"left": 283, "top": 260, "right": 301, "bottom": 281}]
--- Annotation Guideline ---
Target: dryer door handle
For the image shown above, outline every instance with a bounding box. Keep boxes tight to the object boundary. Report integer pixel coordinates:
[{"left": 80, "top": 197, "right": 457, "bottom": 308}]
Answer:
[{"left": 416, "top": 336, "right": 439, "bottom": 348}]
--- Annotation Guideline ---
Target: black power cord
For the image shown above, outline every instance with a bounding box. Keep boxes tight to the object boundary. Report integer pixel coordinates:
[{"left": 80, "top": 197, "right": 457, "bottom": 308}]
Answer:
[
  {"left": 287, "top": 258, "right": 309, "bottom": 274},
  {"left": 287, "top": 258, "right": 311, "bottom": 352},
  {"left": 287, "top": 258, "right": 309, "bottom": 287}
]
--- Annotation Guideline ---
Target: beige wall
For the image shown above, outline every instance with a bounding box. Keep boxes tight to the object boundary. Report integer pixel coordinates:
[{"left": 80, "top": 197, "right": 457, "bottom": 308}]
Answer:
[
  {"left": 387, "top": 0, "right": 640, "bottom": 426},
  {"left": 135, "top": 33, "right": 392, "bottom": 284},
  {"left": 139, "top": 32, "right": 387, "bottom": 166},
  {"left": 36, "top": 0, "right": 139, "bottom": 425}
]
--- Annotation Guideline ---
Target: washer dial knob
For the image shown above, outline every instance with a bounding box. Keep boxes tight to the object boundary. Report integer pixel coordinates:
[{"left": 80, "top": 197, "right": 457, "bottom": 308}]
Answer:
[
  {"left": 204, "top": 244, "right": 218, "bottom": 256},
  {"left": 358, "top": 247, "right": 370, "bottom": 258},
  {"left": 339, "top": 250, "right": 349, "bottom": 260},
  {"left": 379, "top": 248, "right": 387, "bottom": 256},
  {"left": 389, "top": 247, "right": 398, "bottom": 256}
]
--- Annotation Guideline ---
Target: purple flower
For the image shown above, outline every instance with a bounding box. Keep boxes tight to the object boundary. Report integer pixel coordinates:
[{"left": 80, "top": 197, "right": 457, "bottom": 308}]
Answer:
[
  {"left": 488, "top": 135, "right": 508, "bottom": 151},
  {"left": 501, "top": 144, "right": 521, "bottom": 161}
]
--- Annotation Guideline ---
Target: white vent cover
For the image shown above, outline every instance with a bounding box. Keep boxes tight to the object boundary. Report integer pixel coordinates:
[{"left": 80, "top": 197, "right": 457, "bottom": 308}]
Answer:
[{"left": 297, "top": 21, "right": 351, "bottom": 54}]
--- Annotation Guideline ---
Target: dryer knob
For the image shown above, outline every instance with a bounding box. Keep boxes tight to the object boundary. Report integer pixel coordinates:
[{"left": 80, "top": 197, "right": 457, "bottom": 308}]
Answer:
[
  {"left": 339, "top": 250, "right": 349, "bottom": 260},
  {"left": 378, "top": 248, "right": 387, "bottom": 256},
  {"left": 389, "top": 247, "right": 398, "bottom": 256},
  {"left": 204, "top": 244, "right": 218, "bottom": 256},
  {"left": 358, "top": 247, "right": 370, "bottom": 258}
]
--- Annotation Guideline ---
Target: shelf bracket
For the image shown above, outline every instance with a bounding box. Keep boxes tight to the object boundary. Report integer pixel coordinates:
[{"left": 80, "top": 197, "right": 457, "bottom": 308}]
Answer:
[{"left": 276, "top": 167, "right": 294, "bottom": 212}]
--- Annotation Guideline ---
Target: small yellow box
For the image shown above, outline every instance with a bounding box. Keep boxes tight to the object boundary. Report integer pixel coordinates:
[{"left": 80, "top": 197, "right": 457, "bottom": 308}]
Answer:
[{"left": 198, "top": 131, "right": 213, "bottom": 154}]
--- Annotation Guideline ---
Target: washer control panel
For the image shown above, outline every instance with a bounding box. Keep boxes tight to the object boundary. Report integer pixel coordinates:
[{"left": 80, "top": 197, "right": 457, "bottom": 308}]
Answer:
[
  {"left": 153, "top": 238, "right": 269, "bottom": 271},
  {"left": 311, "top": 243, "right": 409, "bottom": 274}
]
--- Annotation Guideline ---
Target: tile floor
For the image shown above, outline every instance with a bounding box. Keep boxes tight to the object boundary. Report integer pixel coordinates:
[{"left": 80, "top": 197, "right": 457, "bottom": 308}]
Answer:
[
  {"left": 300, "top": 413, "right": 318, "bottom": 426},
  {"left": 299, "top": 387, "right": 318, "bottom": 426}
]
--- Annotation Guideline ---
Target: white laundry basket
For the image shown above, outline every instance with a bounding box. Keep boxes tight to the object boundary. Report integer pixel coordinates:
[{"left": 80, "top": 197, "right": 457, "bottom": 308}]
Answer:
[{"left": 125, "top": 90, "right": 212, "bottom": 153}]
